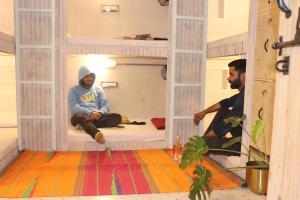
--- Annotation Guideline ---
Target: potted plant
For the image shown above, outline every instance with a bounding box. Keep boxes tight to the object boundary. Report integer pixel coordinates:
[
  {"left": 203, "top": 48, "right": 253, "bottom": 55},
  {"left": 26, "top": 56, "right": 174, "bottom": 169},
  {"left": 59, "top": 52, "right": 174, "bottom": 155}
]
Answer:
[{"left": 179, "top": 115, "right": 269, "bottom": 200}]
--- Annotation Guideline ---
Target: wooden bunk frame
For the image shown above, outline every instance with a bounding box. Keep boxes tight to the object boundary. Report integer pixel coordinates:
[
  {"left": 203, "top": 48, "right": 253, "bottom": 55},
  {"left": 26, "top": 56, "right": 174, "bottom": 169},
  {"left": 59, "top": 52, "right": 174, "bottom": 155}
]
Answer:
[
  {"left": 68, "top": 37, "right": 168, "bottom": 57},
  {"left": 0, "top": 32, "right": 15, "bottom": 54}
]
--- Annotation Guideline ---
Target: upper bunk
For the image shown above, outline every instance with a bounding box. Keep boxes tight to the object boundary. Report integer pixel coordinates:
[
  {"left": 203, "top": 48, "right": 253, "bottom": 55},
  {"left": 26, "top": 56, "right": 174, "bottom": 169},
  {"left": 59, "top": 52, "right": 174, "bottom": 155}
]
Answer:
[
  {"left": 67, "top": 32, "right": 247, "bottom": 58},
  {"left": 68, "top": 37, "right": 168, "bottom": 58},
  {"left": 207, "top": 33, "right": 247, "bottom": 58},
  {"left": 0, "top": 30, "right": 248, "bottom": 60},
  {"left": 0, "top": 32, "right": 15, "bottom": 54}
]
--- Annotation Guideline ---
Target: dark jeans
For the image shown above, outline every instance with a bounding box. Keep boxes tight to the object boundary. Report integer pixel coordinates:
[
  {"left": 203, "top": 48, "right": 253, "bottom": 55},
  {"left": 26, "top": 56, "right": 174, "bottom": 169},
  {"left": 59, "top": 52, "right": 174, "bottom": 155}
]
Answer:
[
  {"left": 203, "top": 108, "right": 241, "bottom": 156},
  {"left": 71, "top": 112, "right": 122, "bottom": 139}
]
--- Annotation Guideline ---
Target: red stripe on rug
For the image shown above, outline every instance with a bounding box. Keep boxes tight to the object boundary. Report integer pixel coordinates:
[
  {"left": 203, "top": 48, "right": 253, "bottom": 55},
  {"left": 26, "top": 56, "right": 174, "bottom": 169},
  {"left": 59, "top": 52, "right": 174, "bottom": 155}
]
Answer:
[
  {"left": 111, "top": 151, "right": 136, "bottom": 194},
  {"left": 81, "top": 152, "right": 98, "bottom": 196},
  {"left": 123, "top": 151, "right": 151, "bottom": 194},
  {"left": 98, "top": 151, "right": 113, "bottom": 195}
]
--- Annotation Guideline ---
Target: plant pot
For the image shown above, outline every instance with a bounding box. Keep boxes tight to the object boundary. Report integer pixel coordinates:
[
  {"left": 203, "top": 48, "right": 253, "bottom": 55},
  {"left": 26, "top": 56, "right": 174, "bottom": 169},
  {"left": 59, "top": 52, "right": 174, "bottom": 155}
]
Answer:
[{"left": 246, "top": 161, "right": 269, "bottom": 195}]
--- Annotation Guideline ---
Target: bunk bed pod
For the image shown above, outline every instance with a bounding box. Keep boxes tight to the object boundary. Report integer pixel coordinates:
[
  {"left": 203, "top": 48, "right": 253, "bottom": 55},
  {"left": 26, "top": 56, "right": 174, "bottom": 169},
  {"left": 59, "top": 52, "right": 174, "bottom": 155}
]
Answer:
[
  {"left": 66, "top": 53, "right": 168, "bottom": 151},
  {"left": 0, "top": 33, "right": 18, "bottom": 174}
]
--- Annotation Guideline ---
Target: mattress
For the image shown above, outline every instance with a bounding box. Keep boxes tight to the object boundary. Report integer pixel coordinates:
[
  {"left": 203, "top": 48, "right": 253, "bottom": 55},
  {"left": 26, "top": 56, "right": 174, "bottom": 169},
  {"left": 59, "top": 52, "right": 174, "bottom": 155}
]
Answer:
[
  {"left": 68, "top": 118, "right": 165, "bottom": 142},
  {"left": 0, "top": 128, "right": 18, "bottom": 158}
]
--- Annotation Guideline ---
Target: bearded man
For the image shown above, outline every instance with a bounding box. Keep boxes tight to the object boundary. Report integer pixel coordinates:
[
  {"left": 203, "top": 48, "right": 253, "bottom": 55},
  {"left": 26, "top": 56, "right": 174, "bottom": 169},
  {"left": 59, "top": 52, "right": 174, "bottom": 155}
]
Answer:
[
  {"left": 68, "top": 66, "right": 121, "bottom": 144},
  {"left": 193, "top": 59, "right": 246, "bottom": 156}
]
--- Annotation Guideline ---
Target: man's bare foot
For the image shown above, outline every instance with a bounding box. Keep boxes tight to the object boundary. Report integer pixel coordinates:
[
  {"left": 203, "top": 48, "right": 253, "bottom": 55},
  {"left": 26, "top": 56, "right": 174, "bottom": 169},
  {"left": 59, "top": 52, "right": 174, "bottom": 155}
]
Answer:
[{"left": 95, "top": 131, "right": 105, "bottom": 144}]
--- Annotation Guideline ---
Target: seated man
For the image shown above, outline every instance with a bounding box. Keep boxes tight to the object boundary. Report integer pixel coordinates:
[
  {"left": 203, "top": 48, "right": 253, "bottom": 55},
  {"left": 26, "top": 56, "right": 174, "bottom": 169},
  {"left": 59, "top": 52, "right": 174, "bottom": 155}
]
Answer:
[
  {"left": 193, "top": 59, "right": 246, "bottom": 156},
  {"left": 68, "top": 66, "right": 122, "bottom": 144}
]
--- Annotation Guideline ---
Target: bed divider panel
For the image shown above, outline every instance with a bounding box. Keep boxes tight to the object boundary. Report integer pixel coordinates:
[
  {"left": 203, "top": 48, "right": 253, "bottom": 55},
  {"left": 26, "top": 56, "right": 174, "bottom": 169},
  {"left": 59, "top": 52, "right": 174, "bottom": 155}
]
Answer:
[{"left": 167, "top": 0, "right": 208, "bottom": 146}]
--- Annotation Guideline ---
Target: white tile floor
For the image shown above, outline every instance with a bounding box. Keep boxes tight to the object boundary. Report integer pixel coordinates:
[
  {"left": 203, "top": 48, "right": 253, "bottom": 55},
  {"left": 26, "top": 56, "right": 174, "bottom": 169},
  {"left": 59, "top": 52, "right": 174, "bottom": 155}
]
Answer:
[{"left": 5, "top": 188, "right": 266, "bottom": 200}]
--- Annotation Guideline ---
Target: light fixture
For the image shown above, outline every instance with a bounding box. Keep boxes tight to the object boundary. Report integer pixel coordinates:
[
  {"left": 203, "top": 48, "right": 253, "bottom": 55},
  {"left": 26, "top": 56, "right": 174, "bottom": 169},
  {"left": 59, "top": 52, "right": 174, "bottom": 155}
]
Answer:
[
  {"left": 101, "top": 5, "right": 120, "bottom": 13},
  {"left": 85, "top": 55, "right": 116, "bottom": 78}
]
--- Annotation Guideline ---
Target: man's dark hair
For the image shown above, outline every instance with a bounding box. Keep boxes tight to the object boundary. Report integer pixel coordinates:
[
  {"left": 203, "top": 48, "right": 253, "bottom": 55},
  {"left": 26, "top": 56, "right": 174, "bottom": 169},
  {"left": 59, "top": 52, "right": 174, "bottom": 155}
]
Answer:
[{"left": 228, "top": 59, "right": 246, "bottom": 74}]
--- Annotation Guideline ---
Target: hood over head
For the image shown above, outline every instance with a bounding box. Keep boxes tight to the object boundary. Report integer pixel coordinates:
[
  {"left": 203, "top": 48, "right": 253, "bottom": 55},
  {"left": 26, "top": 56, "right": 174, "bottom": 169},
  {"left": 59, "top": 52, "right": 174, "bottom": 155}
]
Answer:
[{"left": 78, "top": 66, "right": 96, "bottom": 88}]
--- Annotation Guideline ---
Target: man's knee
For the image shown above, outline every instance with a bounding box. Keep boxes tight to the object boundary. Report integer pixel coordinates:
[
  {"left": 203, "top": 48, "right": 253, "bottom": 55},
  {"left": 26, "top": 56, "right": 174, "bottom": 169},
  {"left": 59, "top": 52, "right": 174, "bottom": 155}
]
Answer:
[
  {"left": 71, "top": 113, "right": 90, "bottom": 126},
  {"left": 111, "top": 113, "right": 122, "bottom": 124},
  {"left": 203, "top": 135, "right": 221, "bottom": 149}
]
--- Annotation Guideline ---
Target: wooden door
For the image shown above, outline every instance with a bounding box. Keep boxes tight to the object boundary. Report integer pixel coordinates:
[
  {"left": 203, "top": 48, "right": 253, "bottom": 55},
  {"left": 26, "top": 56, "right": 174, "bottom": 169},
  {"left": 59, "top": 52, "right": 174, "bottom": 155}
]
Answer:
[{"left": 267, "top": 0, "right": 300, "bottom": 199}]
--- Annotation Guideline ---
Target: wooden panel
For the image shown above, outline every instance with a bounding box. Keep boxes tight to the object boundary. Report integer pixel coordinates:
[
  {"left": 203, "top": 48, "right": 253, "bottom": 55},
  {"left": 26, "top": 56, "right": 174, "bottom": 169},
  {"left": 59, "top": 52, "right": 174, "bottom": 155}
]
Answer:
[
  {"left": 251, "top": 81, "right": 275, "bottom": 154},
  {"left": 19, "top": 12, "right": 52, "bottom": 45},
  {"left": 173, "top": 119, "right": 201, "bottom": 143},
  {"left": 21, "top": 119, "right": 52, "bottom": 150},
  {"left": 20, "top": 84, "right": 52, "bottom": 115},
  {"left": 18, "top": 0, "right": 51, "bottom": 9},
  {"left": 267, "top": 1, "right": 300, "bottom": 198},
  {"left": 174, "top": 86, "right": 201, "bottom": 116},
  {"left": 207, "top": 33, "right": 248, "bottom": 58},
  {"left": 177, "top": 0, "right": 205, "bottom": 17},
  {"left": 20, "top": 48, "right": 51, "bottom": 81},
  {"left": 255, "top": 9, "right": 280, "bottom": 63},
  {"left": 175, "top": 53, "right": 203, "bottom": 83},
  {"left": 258, "top": 0, "right": 278, "bottom": 13},
  {"left": 0, "top": 32, "right": 15, "bottom": 53},
  {"left": 55, "top": 0, "right": 68, "bottom": 150},
  {"left": 0, "top": 145, "right": 18, "bottom": 173},
  {"left": 68, "top": 38, "right": 168, "bottom": 58},
  {"left": 254, "top": 60, "right": 276, "bottom": 81},
  {"left": 176, "top": 19, "right": 204, "bottom": 50}
]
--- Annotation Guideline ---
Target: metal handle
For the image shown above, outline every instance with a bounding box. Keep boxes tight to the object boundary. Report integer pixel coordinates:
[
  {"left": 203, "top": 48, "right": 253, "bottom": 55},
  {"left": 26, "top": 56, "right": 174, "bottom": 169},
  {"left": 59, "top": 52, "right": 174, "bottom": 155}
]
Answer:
[
  {"left": 258, "top": 107, "right": 264, "bottom": 119},
  {"left": 275, "top": 56, "right": 290, "bottom": 75},
  {"left": 276, "top": 0, "right": 292, "bottom": 18},
  {"left": 264, "top": 39, "right": 269, "bottom": 52}
]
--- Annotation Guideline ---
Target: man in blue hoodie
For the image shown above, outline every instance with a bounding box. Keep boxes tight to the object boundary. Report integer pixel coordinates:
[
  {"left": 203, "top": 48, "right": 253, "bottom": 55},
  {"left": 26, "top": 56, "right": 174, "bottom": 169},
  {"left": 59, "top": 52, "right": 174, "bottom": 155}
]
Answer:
[{"left": 68, "top": 66, "right": 122, "bottom": 144}]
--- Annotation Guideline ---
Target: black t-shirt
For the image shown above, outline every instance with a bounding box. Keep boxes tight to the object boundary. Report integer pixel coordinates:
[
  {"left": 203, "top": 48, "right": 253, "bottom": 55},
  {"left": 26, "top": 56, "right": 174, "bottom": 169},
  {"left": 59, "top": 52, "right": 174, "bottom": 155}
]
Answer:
[{"left": 213, "top": 88, "right": 245, "bottom": 137}]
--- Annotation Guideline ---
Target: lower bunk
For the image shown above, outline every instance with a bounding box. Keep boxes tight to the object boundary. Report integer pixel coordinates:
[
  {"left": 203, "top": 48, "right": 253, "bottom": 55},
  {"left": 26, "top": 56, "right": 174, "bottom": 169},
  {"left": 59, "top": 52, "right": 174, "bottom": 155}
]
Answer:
[
  {"left": 0, "top": 128, "right": 18, "bottom": 174},
  {"left": 68, "top": 118, "right": 167, "bottom": 151}
]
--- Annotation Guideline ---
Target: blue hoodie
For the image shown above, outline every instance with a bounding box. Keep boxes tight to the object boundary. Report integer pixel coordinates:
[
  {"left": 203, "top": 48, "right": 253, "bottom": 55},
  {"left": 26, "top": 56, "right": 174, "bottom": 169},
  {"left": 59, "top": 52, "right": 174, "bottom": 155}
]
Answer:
[{"left": 68, "top": 66, "right": 110, "bottom": 116}]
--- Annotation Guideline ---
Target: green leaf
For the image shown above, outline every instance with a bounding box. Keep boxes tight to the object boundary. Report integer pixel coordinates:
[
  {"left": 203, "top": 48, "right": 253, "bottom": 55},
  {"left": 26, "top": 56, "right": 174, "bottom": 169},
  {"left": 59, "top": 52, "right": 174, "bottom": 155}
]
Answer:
[
  {"left": 223, "top": 115, "right": 246, "bottom": 127},
  {"left": 221, "top": 136, "right": 242, "bottom": 148},
  {"left": 252, "top": 119, "right": 265, "bottom": 143},
  {"left": 188, "top": 165, "right": 212, "bottom": 200}
]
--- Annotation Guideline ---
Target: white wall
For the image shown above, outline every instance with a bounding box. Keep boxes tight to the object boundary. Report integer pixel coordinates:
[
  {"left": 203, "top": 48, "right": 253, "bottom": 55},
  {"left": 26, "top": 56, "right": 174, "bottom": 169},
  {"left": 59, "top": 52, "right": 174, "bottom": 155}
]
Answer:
[
  {"left": 207, "top": 0, "right": 250, "bottom": 41},
  {"left": 0, "top": 0, "right": 14, "bottom": 35},
  {"left": 67, "top": 0, "right": 168, "bottom": 39},
  {"left": 68, "top": 56, "right": 166, "bottom": 118},
  {"left": 67, "top": 0, "right": 249, "bottom": 41},
  {"left": 0, "top": 53, "right": 16, "bottom": 125}
]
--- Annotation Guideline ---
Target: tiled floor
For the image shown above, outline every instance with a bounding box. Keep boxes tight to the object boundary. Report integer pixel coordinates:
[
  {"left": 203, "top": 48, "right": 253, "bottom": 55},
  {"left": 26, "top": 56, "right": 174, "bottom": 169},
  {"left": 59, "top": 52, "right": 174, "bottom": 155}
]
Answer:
[{"left": 5, "top": 188, "right": 266, "bottom": 200}]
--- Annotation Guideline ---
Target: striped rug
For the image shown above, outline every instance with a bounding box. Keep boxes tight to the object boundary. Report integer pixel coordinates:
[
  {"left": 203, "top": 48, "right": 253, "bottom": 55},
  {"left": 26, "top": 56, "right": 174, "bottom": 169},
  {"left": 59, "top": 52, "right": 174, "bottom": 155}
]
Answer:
[{"left": 0, "top": 150, "right": 244, "bottom": 198}]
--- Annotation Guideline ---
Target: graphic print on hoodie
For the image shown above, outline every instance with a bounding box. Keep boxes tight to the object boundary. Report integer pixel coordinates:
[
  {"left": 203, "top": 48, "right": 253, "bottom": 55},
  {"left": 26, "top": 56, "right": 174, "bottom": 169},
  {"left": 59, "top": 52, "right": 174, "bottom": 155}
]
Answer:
[{"left": 68, "top": 66, "right": 110, "bottom": 116}]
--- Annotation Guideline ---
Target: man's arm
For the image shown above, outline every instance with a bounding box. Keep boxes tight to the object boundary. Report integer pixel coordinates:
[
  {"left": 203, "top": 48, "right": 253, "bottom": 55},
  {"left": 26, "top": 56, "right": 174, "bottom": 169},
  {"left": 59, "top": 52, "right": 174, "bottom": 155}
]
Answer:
[
  {"left": 68, "top": 88, "right": 92, "bottom": 116},
  {"left": 193, "top": 102, "right": 221, "bottom": 125},
  {"left": 97, "top": 86, "right": 110, "bottom": 114}
]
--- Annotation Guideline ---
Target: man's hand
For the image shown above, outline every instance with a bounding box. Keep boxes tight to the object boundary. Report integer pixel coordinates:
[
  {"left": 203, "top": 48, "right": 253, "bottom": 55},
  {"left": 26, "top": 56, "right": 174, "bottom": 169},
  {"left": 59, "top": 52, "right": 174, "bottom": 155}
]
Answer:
[
  {"left": 89, "top": 112, "right": 102, "bottom": 121},
  {"left": 193, "top": 111, "right": 206, "bottom": 125}
]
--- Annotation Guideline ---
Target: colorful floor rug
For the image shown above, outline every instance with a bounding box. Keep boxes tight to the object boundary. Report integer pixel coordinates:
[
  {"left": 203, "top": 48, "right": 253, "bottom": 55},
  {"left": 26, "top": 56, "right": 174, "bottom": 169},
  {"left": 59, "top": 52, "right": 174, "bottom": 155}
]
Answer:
[{"left": 0, "top": 150, "right": 244, "bottom": 198}]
